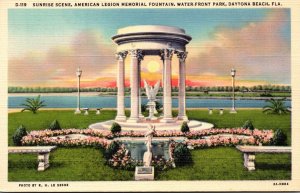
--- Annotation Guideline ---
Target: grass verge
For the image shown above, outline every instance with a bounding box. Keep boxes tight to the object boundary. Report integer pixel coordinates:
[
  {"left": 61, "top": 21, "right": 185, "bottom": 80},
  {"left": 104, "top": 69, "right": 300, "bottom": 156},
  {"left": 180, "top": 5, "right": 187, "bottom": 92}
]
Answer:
[{"left": 8, "top": 109, "right": 291, "bottom": 181}]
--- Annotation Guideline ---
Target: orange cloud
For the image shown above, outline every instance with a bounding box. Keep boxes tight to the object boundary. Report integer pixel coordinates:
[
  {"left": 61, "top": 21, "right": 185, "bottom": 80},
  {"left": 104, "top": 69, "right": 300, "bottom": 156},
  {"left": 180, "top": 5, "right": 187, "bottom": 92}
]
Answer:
[
  {"left": 9, "top": 10, "right": 290, "bottom": 88},
  {"left": 9, "top": 30, "right": 116, "bottom": 87},
  {"left": 186, "top": 9, "right": 290, "bottom": 84}
]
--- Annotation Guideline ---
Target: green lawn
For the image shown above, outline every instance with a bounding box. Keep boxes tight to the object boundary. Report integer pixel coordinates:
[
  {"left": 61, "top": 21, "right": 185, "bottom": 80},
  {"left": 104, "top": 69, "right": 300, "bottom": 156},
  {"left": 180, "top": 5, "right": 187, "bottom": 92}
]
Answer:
[
  {"left": 8, "top": 110, "right": 117, "bottom": 146},
  {"left": 8, "top": 109, "right": 291, "bottom": 181},
  {"left": 187, "top": 109, "right": 291, "bottom": 145},
  {"left": 9, "top": 147, "right": 133, "bottom": 181},
  {"left": 8, "top": 147, "right": 291, "bottom": 181},
  {"left": 157, "top": 147, "right": 291, "bottom": 180}
]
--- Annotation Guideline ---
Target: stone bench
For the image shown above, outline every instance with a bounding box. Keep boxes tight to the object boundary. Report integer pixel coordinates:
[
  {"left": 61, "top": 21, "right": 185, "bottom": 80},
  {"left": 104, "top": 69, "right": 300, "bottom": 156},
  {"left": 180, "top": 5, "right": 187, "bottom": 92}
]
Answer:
[
  {"left": 219, "top": 108, "right": 224, "bottom": 115},
  {"left": 83, "top": 108, "right": 89, "bottom": 115},
  {"left": 208, "top": 108, "right": 224, "bottom": 115},
  {"left": 96, "top": 108, "right": 102, "bottom": 115},
  {"left": 236, "top": 145, "right": 291, "bottom": 171},
  {"left": 8, "top": 146, "right": 57, "bottom": 171}
]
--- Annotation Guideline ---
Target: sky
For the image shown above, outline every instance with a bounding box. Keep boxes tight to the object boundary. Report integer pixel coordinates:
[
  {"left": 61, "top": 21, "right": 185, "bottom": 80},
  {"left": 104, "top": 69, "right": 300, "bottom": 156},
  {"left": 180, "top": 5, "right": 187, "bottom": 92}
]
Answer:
[{"left": 8, "top": 8, "right": 291, "bottom": 87}]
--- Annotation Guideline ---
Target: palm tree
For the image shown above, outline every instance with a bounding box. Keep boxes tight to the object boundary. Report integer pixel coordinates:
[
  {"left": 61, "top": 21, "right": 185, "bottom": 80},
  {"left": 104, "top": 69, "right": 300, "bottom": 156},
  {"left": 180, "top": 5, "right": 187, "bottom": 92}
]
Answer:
[
  {"left": 263, "top": 98, "right": 289, "bottom": 115},
  {"left": 21, "top": 95, "right": 46, "bottom": 114}
]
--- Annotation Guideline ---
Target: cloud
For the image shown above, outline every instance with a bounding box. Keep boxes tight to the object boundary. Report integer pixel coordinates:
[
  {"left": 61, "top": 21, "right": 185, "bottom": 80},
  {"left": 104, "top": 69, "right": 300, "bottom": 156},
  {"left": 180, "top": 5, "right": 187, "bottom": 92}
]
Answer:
[
  {"left": 9, "top": 30, "right": 117, "bottom": 87},
  {"left": 186, "top": 9, "right": 290, "bottom": 84},
  {"left": 9, "top": 10, "right": 290, "bottom": 87}
]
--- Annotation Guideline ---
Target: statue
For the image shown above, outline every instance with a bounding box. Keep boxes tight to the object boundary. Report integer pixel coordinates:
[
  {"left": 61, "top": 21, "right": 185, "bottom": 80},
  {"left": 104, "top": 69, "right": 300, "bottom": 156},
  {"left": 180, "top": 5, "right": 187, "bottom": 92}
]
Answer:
[
  {"left": 143, "top": 124, "right": 155, "bottom": 167},
  {"left": 144, "top": 80, "right": 160, "bottom": 101},
  {"left": 144, "top": 80, "right": 160, "bottom": 120}
]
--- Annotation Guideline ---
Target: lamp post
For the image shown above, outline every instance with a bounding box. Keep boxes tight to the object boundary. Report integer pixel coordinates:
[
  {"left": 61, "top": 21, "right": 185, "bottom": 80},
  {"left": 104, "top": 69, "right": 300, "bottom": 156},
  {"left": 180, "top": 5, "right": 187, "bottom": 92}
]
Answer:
[
  {"left": 75, "top": 67, "right": 82, "bottom": 114},
  {"left": 230, "top": 68, "right": 237, "bottom": 113}
]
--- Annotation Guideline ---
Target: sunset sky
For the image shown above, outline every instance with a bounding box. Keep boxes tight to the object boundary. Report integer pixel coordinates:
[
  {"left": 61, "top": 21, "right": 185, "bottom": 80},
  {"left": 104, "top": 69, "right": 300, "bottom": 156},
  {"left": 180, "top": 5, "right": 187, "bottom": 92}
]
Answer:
[{"left": 8, "top": 8, "right": 291, "bottom": 88}]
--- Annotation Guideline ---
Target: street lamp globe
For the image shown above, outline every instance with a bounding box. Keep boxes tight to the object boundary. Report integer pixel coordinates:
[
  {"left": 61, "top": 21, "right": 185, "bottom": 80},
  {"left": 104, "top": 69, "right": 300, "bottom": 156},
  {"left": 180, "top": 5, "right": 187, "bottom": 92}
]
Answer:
[
  {"left": 231, "top": 68, "right": 236, "bottom": 77},
  {"left": 76, "top": 67, "right": 82, "bottom": 77}
]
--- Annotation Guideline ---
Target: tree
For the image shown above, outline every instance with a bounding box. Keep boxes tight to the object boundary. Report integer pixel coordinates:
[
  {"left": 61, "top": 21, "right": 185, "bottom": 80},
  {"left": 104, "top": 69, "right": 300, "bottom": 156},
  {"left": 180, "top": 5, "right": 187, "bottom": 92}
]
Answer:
[
  {"left": 271, "top": 129, "right": 287, "bottom": 146},
  {"left": 105, "top": 141, "right": 120, "bottom": 159},
  {"left": 49, "top": 120, "right": 61, "bottom": 130},
  {"left": 172, "top": 86, "right": 178, "bottom": 92},
  {"left": 242, "top": 120, "right": 254, "bottom": 131},
  {"left": 263, "top": 98, "right": 289, "bottom": 115},
  {"left": 21, "top": 95, "right": 46, "bottom": 114},
  {"left": 173, "top": 143, "right": 192, "bottom": 166},
  {"left": 12, "top": 125, "right": 27, "bottom": 146},
  {"left": 225, "top": 86, "right": 230, "bottom": 92},
  {"left": 180, "top": 121, "right": 190, "bottom": 133},
  {"left": 155, "top": 101, "right": 163, "bottom": 112},
  {"left": 110, "top": 122, "right": 121, "bottom": 134},
  {"left": 141, "top": 103, "right": 147, "bottom": 113}
]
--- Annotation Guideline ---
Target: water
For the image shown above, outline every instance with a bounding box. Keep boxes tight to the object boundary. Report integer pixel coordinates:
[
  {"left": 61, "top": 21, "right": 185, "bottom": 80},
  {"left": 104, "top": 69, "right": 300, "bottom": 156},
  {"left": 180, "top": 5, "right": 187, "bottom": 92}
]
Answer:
[
  {"left": 8, "top": 95, "right": 291, "bottom": 108},
  {"left": 123, "top": 141, "right": 170, "bottom": 161}
]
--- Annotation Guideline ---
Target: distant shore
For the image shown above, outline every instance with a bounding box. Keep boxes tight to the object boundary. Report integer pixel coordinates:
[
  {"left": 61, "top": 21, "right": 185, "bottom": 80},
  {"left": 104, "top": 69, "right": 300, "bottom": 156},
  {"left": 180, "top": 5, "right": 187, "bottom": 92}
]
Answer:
[{"left": 8, "top": 92, "right": 99, "bottom": 96}]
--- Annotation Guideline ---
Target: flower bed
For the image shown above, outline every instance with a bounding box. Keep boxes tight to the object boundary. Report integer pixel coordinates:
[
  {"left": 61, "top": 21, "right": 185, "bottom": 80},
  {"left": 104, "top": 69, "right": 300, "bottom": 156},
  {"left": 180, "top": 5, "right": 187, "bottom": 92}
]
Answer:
[
  {"left": 186, "top": 129, "right": 273, "bottom": 148},
  {"left": 20, "top": 127, "right": 274, "bottom": 171},
  {"left": 188, "top": 136, "right": 257, "bottom": 149},
  {"left": 22, "top": 128, "right": 273, "bottom": 140},
  {"left": 106, "top": 143, "right": 174, "bottom": 171},
  {"left": 22, "top": 127, "right": 273, "bottom": 148},
  {"left": 22, "top": 134, "right": 110, "bottom": 148},
  {"left": 23, "top": 128, "right": 113, "bottom": 138}
]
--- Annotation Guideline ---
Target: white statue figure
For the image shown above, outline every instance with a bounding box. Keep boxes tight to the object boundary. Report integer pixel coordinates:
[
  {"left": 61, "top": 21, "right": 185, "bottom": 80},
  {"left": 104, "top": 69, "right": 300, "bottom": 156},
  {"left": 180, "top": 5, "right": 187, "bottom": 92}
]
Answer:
[
  {"left": 143, "top": 124, "right": 155, "bottom": 167},
  {"left": 144, "top": 80, "right": 160, "bottom": 120},
  {"left": 144, "top": 80, "right": 160, "bottom": 101}
]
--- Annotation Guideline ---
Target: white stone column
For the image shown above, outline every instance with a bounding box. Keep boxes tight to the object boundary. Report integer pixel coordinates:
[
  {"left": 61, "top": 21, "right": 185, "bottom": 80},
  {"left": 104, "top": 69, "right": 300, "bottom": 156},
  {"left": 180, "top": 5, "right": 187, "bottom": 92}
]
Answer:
[
  {"left": 177, "top": 51, "right": 188, "bottom": 121},
  {"left": 161, "top": 49, "right": 174, "bottom": 123},
  {"left": 128, "top": 49, "right": 143, "bottom": 123},
  {"left": 138, "top": 59, "right": 144, "bottom": 118},
  {"left": 115, "top": 51, "right": 127, "bottom": 121},
  {"left": 160, "top": 55, "right": 165, "bottom": 118}
]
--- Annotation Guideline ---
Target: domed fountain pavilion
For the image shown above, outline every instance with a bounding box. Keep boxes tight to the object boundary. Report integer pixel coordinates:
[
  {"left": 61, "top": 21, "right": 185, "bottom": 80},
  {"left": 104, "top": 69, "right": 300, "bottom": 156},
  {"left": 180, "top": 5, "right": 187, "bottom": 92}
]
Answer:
[{"left": 89, "top": 25, "right": 213, "bottom": 131}]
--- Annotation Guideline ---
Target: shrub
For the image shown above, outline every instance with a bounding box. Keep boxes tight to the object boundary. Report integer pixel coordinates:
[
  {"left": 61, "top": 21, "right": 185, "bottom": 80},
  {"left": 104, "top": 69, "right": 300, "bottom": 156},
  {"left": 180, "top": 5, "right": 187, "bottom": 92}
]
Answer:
[
  {"left": 110, "top": 122, "right": 121, "bottom": 134},
  {"left": 155, "top": 101, "right": 163, "bottom": 111},
  {"left": 173, "top": 143, "right": 192, "bottom": 166},
  {"left": 12, "top": 125, "right": 27, "bottom": 146},
  {"left": 263, "top": 98, "right": 289, "bottom": 114},
  {"left": 271, "top": 129, "right": 287, "bottom": 146},
  {"left": 181, "top": 121, "right": 190, "bottom": 133},
  {"left": 105, "top": 141, "right": 120, "bottom": 160},
  {"left": 260, "top": 93, "right": 273, "bottom": 97},
  {"left": 49, "top": 120, "right": 61, "bottom": 131},
  {"left": 21, "top": 95, "right": 46, "bottom": 114},
  {"left": 242, "top": 120, "right": 254, "bottom": 131},
  {"left": 141, "top": 104, "right": 147, "bottom": 113}
]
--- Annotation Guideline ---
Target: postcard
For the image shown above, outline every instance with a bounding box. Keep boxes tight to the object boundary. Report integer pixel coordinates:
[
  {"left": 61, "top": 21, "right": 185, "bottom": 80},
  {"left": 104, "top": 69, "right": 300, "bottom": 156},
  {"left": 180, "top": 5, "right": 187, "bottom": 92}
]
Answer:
[{"left": 0, "top": 0, "right": 300, "bottom": 191}]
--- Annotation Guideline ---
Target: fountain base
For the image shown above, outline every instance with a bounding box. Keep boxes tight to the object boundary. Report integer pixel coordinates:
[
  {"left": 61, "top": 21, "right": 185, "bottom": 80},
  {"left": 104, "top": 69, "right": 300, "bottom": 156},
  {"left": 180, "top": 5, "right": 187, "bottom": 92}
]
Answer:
[{"left": 89, "top": 118, "right": 213, "bottom": 132}]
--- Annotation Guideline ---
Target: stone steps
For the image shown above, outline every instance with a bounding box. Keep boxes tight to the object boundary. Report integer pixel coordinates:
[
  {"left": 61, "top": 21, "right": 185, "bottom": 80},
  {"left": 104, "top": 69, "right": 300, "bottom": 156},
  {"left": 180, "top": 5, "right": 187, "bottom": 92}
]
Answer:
[{"left": 89, "top": 119, "right": 214, "bottom": 132}]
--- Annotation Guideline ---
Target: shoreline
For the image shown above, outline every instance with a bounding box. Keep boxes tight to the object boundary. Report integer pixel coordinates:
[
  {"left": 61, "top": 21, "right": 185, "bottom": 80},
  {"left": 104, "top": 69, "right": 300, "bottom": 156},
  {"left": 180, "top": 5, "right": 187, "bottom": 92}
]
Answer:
[
  {"left": 8, "top": 107, "right": 262, "bottom": 113},
  {"left": 8, "top": 92, "right": 291, "bottom": 100}
]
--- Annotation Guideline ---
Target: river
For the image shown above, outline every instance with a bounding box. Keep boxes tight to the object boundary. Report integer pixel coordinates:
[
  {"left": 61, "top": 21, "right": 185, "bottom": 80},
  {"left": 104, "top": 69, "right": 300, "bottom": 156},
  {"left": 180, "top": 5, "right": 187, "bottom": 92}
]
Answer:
[{"left": 8, "top": 95, "right": 291, "bottom": 108}]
